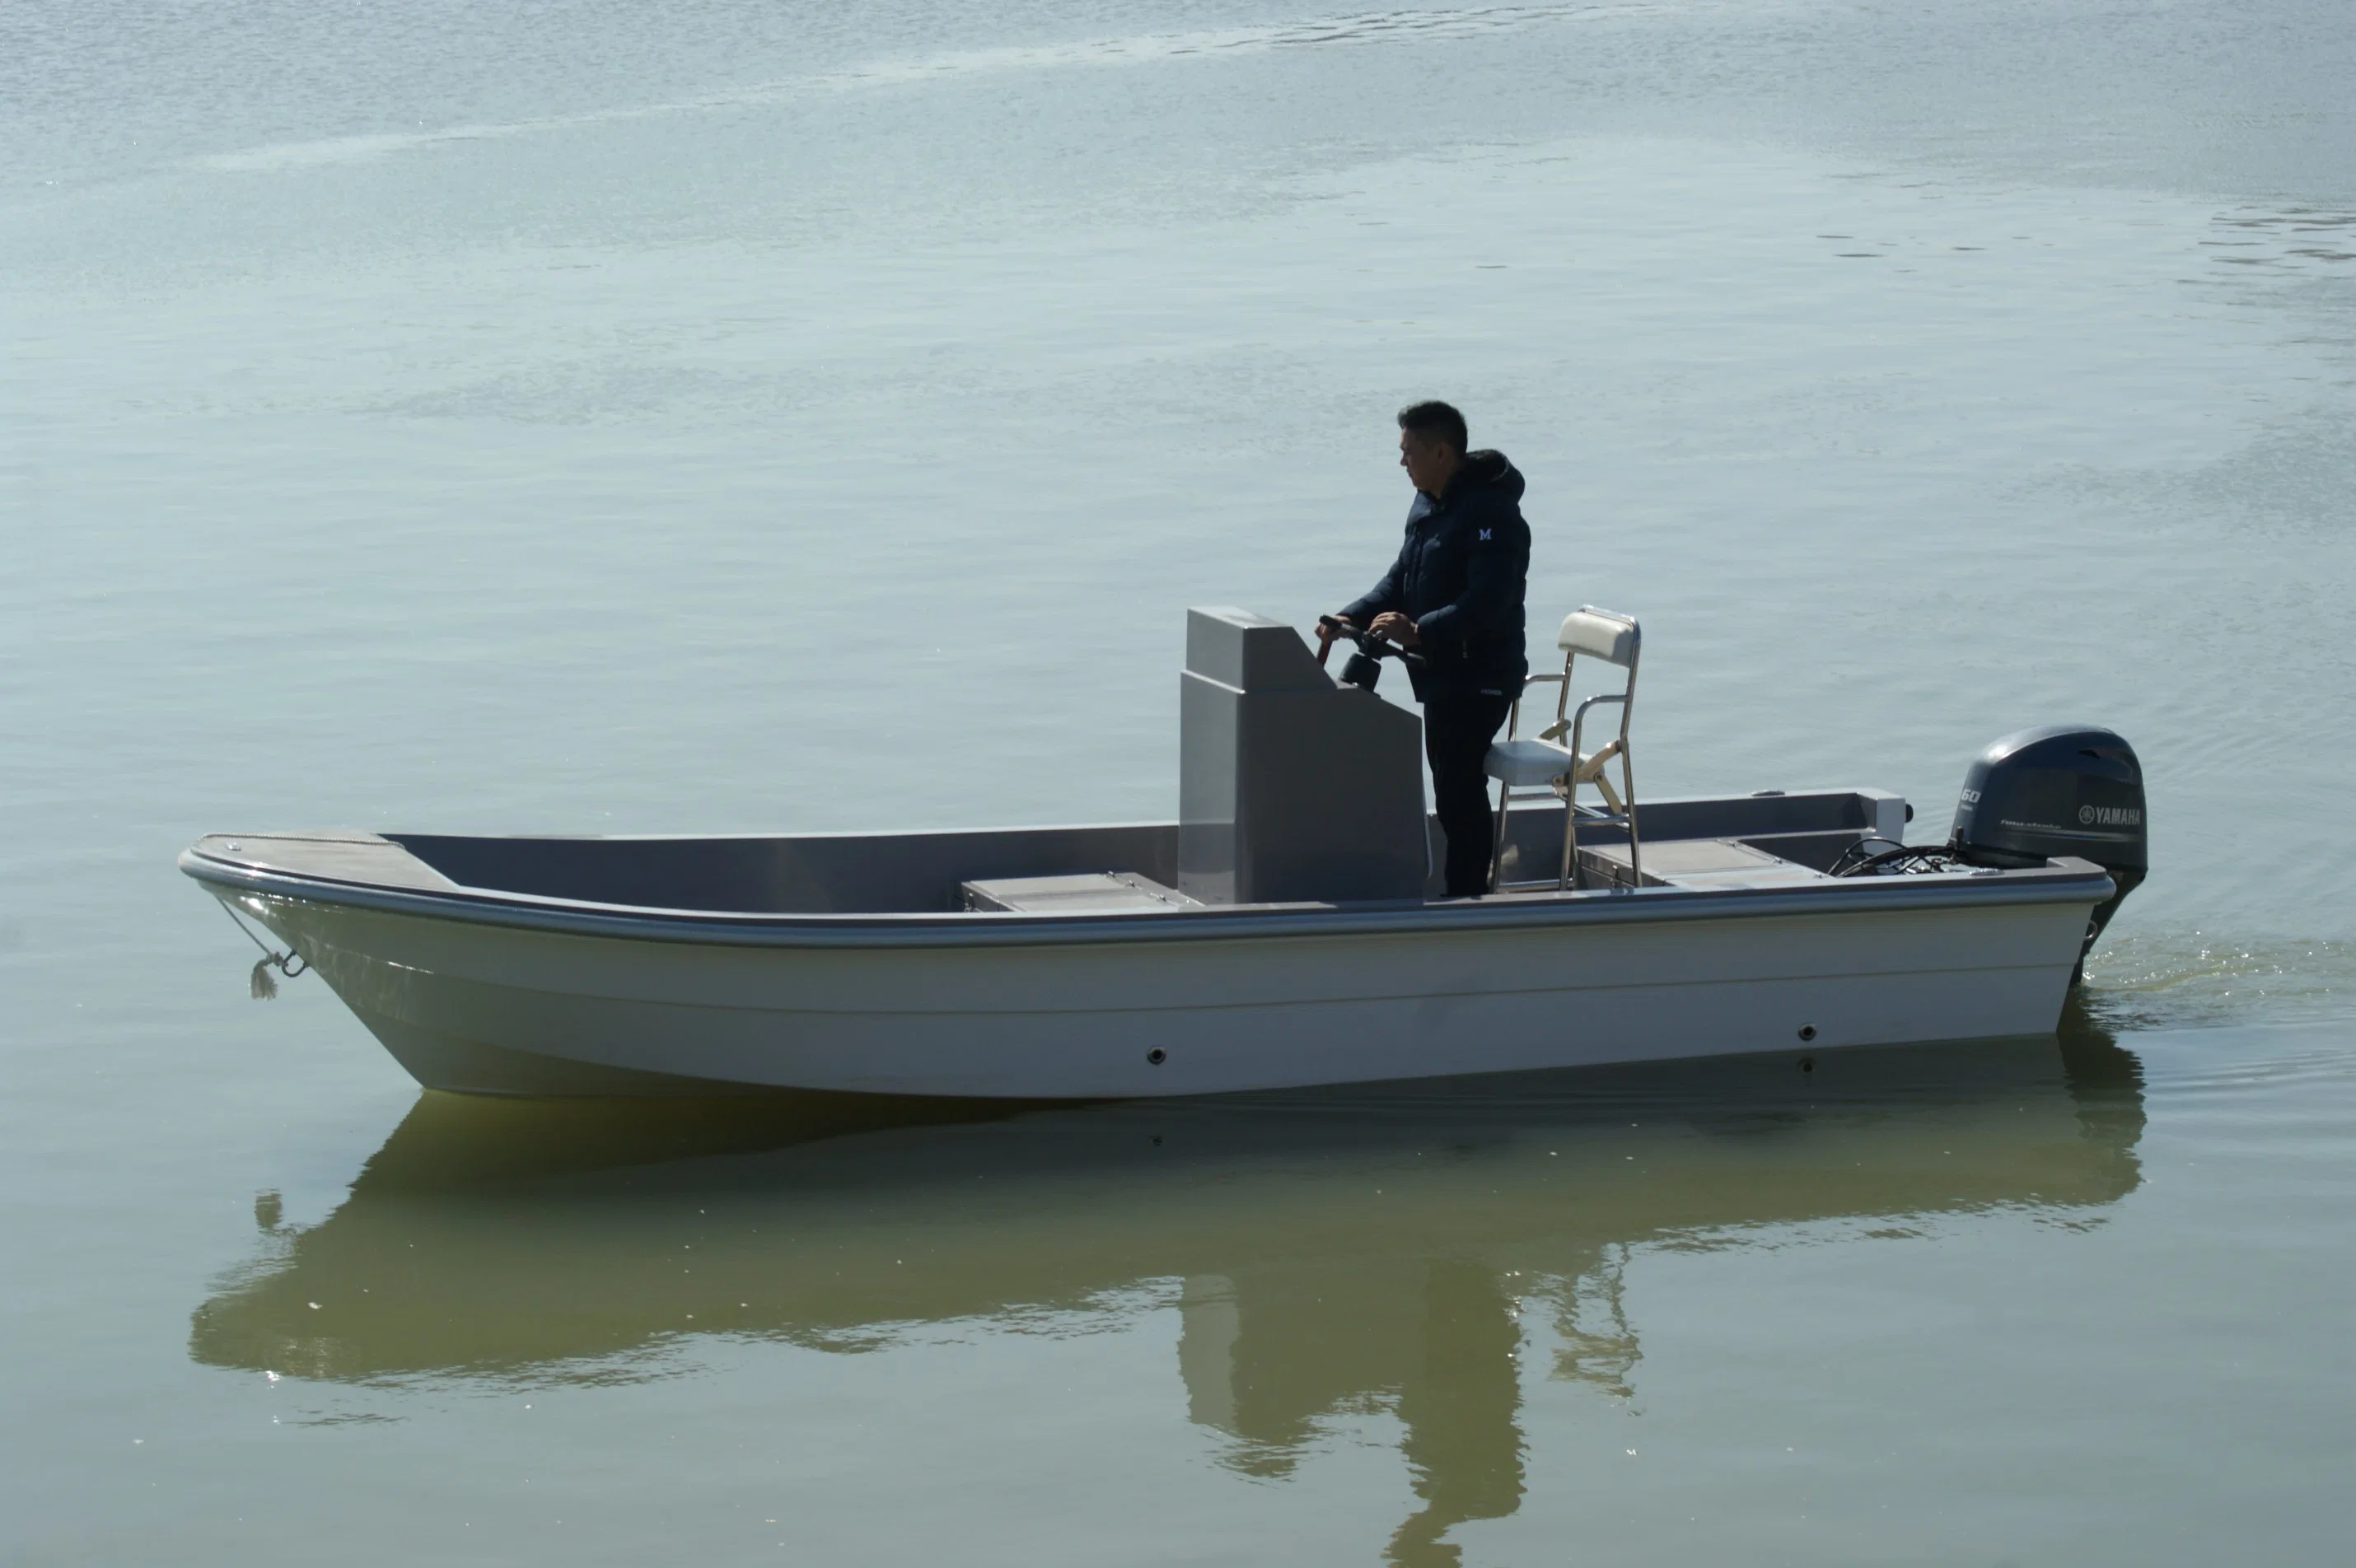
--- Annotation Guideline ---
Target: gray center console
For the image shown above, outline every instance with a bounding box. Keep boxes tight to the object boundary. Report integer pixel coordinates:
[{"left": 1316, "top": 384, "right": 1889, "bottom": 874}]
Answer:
[{"left": 1177, "top": 607, "right": 1428, "bottom": 905}]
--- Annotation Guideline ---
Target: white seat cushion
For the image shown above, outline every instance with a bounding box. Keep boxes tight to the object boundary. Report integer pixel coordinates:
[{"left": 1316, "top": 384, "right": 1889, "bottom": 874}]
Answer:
[
  {"left": 1485, "top": 738, "right": 1578, "bottom": 786},
  {"left": 1557, "top": 607, "right": 1638, "bottom": 665}
]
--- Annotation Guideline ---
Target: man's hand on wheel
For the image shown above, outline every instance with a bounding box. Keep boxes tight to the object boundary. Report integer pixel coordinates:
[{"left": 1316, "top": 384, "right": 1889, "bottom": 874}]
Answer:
[
  {"left": 1314, "top": 615, "right": 1357, "bottom": 665},
  {"left": 1368, "top": 612, "right": 1422, "bottom": 649}
]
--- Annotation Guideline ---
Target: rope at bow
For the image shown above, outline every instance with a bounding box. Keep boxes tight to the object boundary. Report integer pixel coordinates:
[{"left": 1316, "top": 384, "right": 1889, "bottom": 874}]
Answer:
[{"left": 217, "top": 900, "right": 310, "bottom": 999}]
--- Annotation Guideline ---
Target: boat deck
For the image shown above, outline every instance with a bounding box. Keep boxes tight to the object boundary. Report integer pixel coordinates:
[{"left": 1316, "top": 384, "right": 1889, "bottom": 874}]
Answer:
[{"left": 187, "top": 786, "right": 1910, "bottom": 920}]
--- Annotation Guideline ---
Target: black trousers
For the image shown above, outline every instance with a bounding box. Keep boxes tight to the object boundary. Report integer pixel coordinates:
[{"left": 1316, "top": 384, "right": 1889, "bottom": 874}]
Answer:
[{"left": 1423, "top": 691, "right": 1515, "bottom": 898}]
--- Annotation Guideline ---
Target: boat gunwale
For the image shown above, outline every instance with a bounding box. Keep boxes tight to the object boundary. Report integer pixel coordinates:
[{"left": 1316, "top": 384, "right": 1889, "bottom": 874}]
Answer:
[{"left": 179, "top": 846, "right": 2116, "bottom": 951}]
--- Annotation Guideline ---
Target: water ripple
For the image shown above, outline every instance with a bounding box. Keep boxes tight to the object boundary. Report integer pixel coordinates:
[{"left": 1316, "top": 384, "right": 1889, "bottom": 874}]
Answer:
[
  {"left": 188, "top": 4, "right": 1656, "bottom": 173},
  {"left": 2082, "top": 928, "right": 2356, "bottom": 1030}
]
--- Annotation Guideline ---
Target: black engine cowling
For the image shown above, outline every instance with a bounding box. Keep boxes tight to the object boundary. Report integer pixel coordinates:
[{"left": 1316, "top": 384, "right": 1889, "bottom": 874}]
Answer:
[{"left": 1951, "top": 724, "right": 2146, "bottom": 975}]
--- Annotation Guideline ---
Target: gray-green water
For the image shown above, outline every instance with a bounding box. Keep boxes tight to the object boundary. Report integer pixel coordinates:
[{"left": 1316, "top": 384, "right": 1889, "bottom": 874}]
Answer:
[{"left": 4, "top": 1, "right": 2354, "bottom": 1562}]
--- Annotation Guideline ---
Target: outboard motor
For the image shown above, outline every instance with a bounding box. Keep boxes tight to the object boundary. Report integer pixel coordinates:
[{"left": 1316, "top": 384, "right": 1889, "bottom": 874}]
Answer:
[{"left": 1950, "top": 725, "right": 2147, "bottom": 978}]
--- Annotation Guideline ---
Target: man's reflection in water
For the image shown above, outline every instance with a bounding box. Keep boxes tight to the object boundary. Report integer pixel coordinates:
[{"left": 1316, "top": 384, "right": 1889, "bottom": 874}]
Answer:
[
  {"left": 1181, "top": 1252, "right": 1634, "bottom": 1566},
  {"left": 1389, "top": 1261, "right": 1526, "bottom": 1566},
  {"left": 194, "top": 1009, "right": 2143, "bottom": 1565}
]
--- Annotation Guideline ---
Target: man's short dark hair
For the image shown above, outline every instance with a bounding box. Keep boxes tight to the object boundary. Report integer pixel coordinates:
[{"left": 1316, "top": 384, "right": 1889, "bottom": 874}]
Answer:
[{"left": 1397, "top": 399, "right": 1468, "bottom": 455}]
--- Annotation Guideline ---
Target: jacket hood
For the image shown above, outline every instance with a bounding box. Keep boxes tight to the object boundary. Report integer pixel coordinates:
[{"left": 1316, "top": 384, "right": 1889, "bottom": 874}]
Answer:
[{"left": 1444, "top": 449, "right": 1523, "bottom": 504}]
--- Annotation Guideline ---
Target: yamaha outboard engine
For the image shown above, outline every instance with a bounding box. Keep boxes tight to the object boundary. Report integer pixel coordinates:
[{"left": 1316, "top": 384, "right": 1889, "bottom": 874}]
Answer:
[{"left": 1950, "top": 725, "right": 2147, "bottom": 978}]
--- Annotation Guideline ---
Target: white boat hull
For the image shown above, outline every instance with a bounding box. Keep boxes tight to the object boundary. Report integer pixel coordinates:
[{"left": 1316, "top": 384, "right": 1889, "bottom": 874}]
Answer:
[{"left": 227, "top": 880, "right": 2096, "bottom": 1099}]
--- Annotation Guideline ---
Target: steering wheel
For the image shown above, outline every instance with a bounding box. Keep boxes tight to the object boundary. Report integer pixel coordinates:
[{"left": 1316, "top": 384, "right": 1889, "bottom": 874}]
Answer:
[{"left": 1316, "top": 615, "right": 1426, "bottom": 670}]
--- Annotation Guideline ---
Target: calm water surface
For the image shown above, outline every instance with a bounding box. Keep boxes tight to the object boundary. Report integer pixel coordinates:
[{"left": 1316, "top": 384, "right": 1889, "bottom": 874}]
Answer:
[{"left": 4, "top": 1, "right": 2354, "bottom": 1563}]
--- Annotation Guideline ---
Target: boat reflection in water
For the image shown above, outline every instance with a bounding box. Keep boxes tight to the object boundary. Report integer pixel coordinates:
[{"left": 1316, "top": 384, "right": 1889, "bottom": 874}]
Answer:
[{"left": 194, "top": 1006, "right": 2143, "bottom": 1566}]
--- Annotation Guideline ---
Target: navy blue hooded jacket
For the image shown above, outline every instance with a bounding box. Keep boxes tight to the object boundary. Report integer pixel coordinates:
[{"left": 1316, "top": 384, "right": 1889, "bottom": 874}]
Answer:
[{"left": 1339, "top": 450, "right": 1531, "bottom": 701}]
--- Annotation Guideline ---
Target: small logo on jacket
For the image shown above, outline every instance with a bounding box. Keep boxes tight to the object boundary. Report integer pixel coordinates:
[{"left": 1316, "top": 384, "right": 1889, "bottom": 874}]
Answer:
[{"left": 1478, "top": 528, "right": 1493, "bottom": 541}]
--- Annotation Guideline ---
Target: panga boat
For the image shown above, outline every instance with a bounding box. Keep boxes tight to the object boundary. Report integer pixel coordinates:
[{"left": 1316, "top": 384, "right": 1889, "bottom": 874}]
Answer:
[{"left": 180, "top": 607, "right": 2148, "bottom": 1099}]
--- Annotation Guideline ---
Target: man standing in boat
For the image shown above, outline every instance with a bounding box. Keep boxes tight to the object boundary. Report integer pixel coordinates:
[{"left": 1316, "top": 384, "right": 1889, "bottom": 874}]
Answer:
[{"left": 1320, "top": 400, "right": 1531, "bottom": 898}]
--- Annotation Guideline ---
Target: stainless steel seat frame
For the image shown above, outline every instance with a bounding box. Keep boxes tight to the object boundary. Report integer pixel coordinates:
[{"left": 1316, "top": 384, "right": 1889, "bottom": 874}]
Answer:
[{"left": 1486, "top": 606, "right": 1642, "bottom": 891}]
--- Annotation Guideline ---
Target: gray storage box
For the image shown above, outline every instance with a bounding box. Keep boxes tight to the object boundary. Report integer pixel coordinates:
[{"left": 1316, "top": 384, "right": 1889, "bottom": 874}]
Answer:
[{"left": 961, "top": 871, "right": 1201, "bottom": 915}]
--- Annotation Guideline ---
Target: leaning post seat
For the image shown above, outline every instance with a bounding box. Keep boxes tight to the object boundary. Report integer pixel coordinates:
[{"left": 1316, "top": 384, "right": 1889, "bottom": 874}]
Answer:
[{"left": 1484, "top": 606, "right": 1642, "bottom": 890}]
